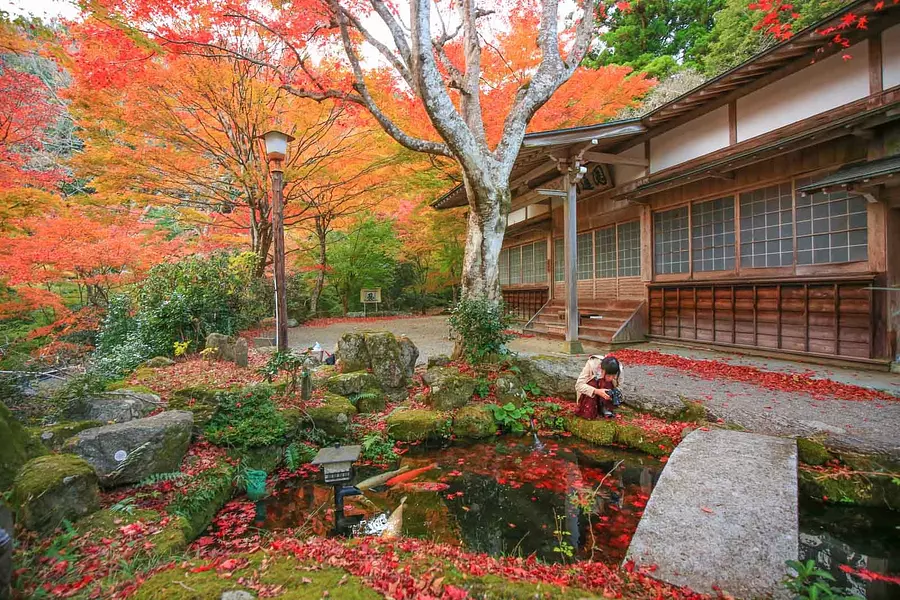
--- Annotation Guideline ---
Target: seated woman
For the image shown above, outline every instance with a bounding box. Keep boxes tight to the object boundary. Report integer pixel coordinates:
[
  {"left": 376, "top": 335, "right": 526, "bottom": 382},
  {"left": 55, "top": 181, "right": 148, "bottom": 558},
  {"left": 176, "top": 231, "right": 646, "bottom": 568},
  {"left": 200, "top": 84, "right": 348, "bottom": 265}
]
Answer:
[{"left": 574, "top": 355, "right": 622, "bottom": 419}]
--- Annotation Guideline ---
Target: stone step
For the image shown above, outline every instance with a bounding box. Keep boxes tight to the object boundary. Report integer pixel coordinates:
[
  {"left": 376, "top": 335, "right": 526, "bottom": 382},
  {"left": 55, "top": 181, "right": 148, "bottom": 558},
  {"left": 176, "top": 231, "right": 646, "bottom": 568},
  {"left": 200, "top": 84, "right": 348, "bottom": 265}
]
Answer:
[{"left": 625, "top": 429, "right": 797, "bottom": 599}]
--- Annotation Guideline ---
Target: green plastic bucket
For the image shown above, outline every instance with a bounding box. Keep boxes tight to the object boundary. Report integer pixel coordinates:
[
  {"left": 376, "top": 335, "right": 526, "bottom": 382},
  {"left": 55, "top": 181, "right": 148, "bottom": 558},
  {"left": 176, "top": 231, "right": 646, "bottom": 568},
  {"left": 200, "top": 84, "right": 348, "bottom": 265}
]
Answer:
[{"left": 245, "top": 469, "right": 267, "bottom": 500}]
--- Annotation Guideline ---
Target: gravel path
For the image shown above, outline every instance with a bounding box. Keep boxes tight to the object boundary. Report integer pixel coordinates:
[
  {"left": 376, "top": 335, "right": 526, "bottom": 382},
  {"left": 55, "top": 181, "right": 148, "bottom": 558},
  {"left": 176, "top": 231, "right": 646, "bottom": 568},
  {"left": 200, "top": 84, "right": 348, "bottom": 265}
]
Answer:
[
  {"left": 287, "top": 315, "right": 899, "bottom": 457},
  {"left": 628, "top": 362, "right": 900, "bottom": 459},
  {"left": 288, "top": 316, "right": 454, "bottom": 366}
]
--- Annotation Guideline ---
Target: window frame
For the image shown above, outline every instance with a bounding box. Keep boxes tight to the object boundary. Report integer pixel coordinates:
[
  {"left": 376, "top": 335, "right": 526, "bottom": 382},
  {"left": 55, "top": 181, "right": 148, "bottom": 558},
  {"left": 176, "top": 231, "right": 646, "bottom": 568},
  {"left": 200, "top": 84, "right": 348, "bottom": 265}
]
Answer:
[
  {"left": 500, "top": 239, "right": 549, "bottom": 287},
  {"left": 651, "top": 172, "right": 872, "bottom": 282}
]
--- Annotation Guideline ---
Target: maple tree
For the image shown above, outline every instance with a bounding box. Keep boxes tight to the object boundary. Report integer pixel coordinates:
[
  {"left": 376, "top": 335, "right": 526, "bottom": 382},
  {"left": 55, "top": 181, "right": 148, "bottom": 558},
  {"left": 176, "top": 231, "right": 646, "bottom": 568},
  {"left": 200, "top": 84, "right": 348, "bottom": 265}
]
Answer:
[
  {"left": 0, "top": 208, "right": 176, "bottom": 320},
  {"left": 77, "top": 0, "right": 659, "bottom": 309},
  {"left": 0, "top": 14, "right": 67, "bottom": 229}
]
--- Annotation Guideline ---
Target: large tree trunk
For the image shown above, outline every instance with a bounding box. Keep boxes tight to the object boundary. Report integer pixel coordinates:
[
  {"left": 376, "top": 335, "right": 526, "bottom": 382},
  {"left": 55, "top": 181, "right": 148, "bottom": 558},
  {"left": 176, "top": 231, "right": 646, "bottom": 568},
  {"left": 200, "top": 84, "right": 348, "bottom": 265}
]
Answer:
[
  {"left": 459, "top": 174, "right": 510, "bottom": 305},
  {"left": 251, "top": 221, "right": 273, "bottom": 278},
  {"left": 310, "top": 217, "right": 327, "bottom": 315}
]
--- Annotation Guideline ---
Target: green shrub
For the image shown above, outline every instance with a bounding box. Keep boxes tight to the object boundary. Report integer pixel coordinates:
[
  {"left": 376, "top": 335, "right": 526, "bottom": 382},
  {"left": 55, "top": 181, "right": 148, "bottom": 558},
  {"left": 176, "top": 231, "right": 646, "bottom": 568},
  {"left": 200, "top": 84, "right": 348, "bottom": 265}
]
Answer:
[
  {"left": 359, "top": 431, "right": 397, "bottom": 463},
  {"left": 204, "top": 385, "right": 287, "bottom": 449},
  {"left": 92, "top": 252, "right": 273, "bottom": 378},
  {"left": 448, "top": 296, "right": 514, "bottom": 364},
  {"left": 258, "top": 351, "right": 306, "bottom": 391}
]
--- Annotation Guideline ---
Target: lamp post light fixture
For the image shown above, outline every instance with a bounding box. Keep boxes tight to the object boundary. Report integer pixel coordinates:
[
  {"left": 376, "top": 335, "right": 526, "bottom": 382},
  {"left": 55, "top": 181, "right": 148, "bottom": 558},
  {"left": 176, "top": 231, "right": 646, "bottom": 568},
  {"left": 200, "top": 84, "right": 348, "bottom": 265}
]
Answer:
[
  {"left": 258, "top": 130, "right": 295, "bottom": 352},
  {"left": 311, "top": 444, "right": 364, "bottom": 535}
]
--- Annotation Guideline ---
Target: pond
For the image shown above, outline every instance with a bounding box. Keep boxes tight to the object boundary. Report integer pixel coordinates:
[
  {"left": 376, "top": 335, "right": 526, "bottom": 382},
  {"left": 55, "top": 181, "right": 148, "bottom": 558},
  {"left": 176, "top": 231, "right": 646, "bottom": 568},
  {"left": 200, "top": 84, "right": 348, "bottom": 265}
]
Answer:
[
  {"left": 258, "top": 436, "right": 664, "bottom": 564},
  {"left": 799, "top": 499, "right": 900, "bottom": 600}
]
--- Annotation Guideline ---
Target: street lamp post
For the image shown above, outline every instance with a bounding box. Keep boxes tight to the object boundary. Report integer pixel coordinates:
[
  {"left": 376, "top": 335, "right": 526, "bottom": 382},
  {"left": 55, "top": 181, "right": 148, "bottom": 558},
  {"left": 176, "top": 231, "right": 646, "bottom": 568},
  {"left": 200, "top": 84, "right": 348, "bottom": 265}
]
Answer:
[{"left": 259, "top": 130, "right": 294, "bottom": 352}]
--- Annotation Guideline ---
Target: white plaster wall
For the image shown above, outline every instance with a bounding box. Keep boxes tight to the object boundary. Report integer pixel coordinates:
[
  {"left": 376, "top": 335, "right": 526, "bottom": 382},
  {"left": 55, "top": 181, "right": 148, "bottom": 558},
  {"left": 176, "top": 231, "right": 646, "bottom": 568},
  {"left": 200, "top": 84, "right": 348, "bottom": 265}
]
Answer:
[
  {"left": 611, "top": 144, "right": 647, "bottom": 185},
  {"left": 737, "top": 41, "right": 869, "bottom": 142},
  {"left": 527, "top": 203, "right": 549, "bottom": 218},
  {"left": 508, "top": 208, "right": 526, "bottom": 226},
  {"left": 650, "top": 106, "right": 730, "bottom": 173},
  {"left": 884, "top": 24, "right": 900, "bottom": 90}
]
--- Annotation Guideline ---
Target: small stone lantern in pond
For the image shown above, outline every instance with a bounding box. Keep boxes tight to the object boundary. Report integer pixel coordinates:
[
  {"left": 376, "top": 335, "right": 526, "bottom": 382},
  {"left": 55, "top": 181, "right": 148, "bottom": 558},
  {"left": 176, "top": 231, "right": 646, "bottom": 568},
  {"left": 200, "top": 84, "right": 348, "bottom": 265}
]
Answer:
[{"left": 311, "top": 444, "right": 363, "bottom": 535}]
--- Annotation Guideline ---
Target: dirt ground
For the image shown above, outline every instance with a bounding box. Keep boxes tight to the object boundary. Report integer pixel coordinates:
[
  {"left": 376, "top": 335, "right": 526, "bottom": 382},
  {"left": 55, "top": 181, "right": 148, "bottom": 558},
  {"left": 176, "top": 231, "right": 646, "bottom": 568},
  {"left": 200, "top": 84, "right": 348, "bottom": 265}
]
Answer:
[{"left": 287, "top": 315, "right": 900, "bottom": 457}]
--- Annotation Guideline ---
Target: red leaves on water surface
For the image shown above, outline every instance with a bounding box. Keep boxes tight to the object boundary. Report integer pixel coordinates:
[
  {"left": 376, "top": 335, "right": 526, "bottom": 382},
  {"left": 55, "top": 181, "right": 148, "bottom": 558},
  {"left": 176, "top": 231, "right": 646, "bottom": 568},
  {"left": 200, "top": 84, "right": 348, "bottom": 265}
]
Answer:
[
  {"left": 609, "top": 349, "right": 897, "bottom": 403},
  {"left": 839, "top": 564, "right": 900, "bottom": 584}
]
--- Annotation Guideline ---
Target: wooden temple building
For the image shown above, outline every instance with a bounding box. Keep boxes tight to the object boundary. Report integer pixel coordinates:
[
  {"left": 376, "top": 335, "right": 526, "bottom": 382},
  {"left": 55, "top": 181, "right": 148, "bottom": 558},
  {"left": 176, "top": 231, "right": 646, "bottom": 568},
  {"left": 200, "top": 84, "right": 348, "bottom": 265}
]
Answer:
[{"left": 434, "top": 0, "right": 900, "bottom": 367}]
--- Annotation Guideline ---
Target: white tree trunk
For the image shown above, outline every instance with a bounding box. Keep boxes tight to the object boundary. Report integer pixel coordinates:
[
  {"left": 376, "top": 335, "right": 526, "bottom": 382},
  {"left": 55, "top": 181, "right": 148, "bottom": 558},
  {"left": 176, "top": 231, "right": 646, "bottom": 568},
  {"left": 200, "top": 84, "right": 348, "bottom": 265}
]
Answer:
[{"left": 460, "top": 172, "right": 510, "bottom": 304}]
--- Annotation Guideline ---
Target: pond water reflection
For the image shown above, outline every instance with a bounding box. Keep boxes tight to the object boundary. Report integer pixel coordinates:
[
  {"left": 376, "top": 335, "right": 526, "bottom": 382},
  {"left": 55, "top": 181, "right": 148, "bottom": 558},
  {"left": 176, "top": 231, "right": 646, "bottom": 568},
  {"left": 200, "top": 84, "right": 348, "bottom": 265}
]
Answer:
[
  {"left": 799, "top": 499, "right": 900, "bottom": 600},
  {"left": 260, "top": 436, "right": 664, "bottom": 563}
]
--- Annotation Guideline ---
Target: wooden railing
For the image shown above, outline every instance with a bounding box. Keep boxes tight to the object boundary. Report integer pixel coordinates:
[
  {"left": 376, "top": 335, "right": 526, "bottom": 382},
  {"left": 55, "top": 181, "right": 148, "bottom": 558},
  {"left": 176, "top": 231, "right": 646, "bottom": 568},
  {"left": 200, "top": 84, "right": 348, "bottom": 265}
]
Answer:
[{"left": 502, "top": 286, "right": 549, "bottom": 322}]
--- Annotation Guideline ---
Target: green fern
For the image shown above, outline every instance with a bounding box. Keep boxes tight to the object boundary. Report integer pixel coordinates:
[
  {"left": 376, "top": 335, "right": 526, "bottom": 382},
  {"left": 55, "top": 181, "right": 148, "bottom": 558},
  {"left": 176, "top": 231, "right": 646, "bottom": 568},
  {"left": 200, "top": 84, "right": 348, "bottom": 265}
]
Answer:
[
  {"left": 137, "top": 472, "right": 185, "bottom": 487},
  {"left": 348, "top": 391, "right": 380, "bottom": 405},
  {"left": 109, "top": 497, "right": 137, "bottom": 514}
]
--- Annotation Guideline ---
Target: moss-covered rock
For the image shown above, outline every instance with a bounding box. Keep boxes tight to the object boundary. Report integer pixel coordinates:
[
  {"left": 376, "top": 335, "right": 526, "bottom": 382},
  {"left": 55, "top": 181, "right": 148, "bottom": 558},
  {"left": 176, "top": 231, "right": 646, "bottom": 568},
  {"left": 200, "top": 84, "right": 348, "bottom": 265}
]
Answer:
[
  {"left": 678, "top": 400, "right": 707, "bottom": 423},
  {"left": 12, "top": 454, "right": 100, "bottom": 532},
  {"left": 565, "top": 417, "right": 617, "bottom": 446},
  {"left": 514, "top": 355, "right": 584, "bottom": 401},
  {"left": 564, "top": 416, "right": 674, "bottom": 456},
  {"left": 326, "top": 371, "right": 379, "bottom": 397},
  {"left": 64, "top": 411, "right": 193, "bottom": 487},
  {"left": 798, "top": 455, "right": 900, "bottom": 509},
  {"left": 31, "top": 420, "right": 103, "bottom": 451},
  {"left": 0, "top": 400, "right": 47, "bottom": 490},
  {"left": 614, "top": 423, "right": 674, "bottom": 457},
  {"left": 168, "top": 386, "right": 220, "bottom": 434},
  {"left": 493, "top": 373, "right": 525, "bottom": 406},
  {"left": 131, "top": 554, "right": 380, "bottom": 600},
  {"left": 141, "top": 356, "right": 176, "bottom": 369},
  {"left": 453, "top": 405, "right": 498, "bottom": 439},
  {"left": 337, "top": 332, "right": 370, "bottom": 372},
  {"left": 306, "top": 395, "right": 357, "bottom": 437},
  {"left": 797, "top": 438, "right": 832, "bottom": 466},
  {"left": 424, "top": 367, "right": 476, "bottom": 410},
  {"left": 168, "top": 465, "right": 235, "bottom": 542},
  {"left": 387, "top": 408, "right": 448, "bottom": 442},
  {"left": 355, "top": 388, "right": 386, "bottom": 414}
]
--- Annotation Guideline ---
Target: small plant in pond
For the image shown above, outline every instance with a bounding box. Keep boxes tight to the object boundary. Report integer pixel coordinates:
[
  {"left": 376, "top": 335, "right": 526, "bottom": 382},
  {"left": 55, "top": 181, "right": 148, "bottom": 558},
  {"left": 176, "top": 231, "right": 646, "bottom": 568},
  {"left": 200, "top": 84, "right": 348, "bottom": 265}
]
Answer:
[
  {"left": 360, "top": 431, "right": 398, "bottom": 463},
  {"left": 485, "top": 401, "right": 534, "bottom": 434},
  {"left": 783, "top": 560, "right": 864, "bottom": 600},
  {"left": 204, "top": 385, "right": 287, "bottom": 449},
  {"left": 258, "top": 350, "right": 306, "bottom": 392},
  {"left": 551, "top": 512, "right": 574, "bottom": 561},
  {"left": 449, "top": 296, "right": 514, "bottom": 364},
  {"left": 474, "top": 378, "right": 491, "bottom": 399}
]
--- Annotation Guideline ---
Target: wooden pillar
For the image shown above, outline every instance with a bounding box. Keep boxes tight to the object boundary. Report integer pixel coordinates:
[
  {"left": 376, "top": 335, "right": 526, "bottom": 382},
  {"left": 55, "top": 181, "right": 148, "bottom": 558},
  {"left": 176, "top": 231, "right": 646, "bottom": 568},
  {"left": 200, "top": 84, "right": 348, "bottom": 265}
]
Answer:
[{"left": 562, "top": 170, "right": 583, "bottom": 354}]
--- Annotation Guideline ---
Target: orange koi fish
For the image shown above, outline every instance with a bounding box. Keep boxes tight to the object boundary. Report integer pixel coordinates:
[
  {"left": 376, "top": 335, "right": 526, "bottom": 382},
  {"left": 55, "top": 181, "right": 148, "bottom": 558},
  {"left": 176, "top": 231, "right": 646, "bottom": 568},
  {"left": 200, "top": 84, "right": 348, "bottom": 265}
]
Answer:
[{"left": 384, "top": 463, "right": 437, "bottom": 486}]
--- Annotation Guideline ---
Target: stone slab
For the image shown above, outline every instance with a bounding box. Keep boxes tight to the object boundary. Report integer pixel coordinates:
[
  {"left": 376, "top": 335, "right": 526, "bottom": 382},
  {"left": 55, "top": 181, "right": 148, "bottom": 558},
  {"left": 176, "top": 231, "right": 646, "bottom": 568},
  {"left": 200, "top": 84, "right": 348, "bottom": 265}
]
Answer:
[{"left": 626, "top": 429, "right": 797, "bottom": 599}]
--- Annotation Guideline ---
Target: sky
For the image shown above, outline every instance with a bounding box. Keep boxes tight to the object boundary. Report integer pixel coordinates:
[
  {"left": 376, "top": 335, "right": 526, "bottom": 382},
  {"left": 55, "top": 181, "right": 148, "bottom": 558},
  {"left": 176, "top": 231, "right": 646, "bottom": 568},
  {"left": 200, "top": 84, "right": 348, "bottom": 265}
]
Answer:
[{"left": 2, "top": 0, "right": 81, "bottom": 21}]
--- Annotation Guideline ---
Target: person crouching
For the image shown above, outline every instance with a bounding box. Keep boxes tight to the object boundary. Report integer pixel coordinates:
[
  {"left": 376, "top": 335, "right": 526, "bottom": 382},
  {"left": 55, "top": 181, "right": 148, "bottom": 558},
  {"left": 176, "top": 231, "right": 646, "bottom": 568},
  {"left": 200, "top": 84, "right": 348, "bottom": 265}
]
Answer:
[{"left": 574, "top": 355, "right": 622, "bottom": 419}]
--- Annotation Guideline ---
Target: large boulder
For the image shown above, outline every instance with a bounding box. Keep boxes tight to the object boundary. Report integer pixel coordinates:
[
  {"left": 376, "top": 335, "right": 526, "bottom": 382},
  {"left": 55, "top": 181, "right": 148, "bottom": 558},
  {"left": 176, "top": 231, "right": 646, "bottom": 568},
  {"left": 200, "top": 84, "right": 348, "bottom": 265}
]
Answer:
[
  {"left": 65, "top": 411, "right": 193, "bottom": 487},
  {"left": 423, "top": 367, "right": 476, "bottom": 411},
  {"left": 494, "top": 373, "right": 525, "bottom": 406},
  {"left": 398, "top": 335, "right": 420, "bottom": 376},
  {"left": 205, "top": 333, "right": 250, "bottom": 368},
  {"left": 167, "top": 386, "right": 219, "bottom": 434},
  {"left": 386, "top": 408, "right": 447, "bottom": 442},
  {"left": 453, "top": 405, "right": 498, "bottom": 439},
  {"left": 12, "top": 454, "right": 100, "bottom": 533},
  {"left": 64, "top": 391, "right": 159, "bottom": 424},
  {"left": 513, "top": 355, "right": 584, "bottom": 401},
  {"left": 365, "top": 331, "right": 405, "bottom": 389},
  {"left": 305, "top": 395, "right": 357, "bottom": 438},
  {"left": 335, "top": 331, "right": 418, "bottom": 391},
  {"left": 33, "top": 421, "right": 103, "bottom": 451},
  {"left": 0, "top": 401, "right": 46, "bottom": 491},
  {"left": 336, "top": 333, "right": 370, "bottom": 372},
  {"left": 325, "top": 372, "right": 379, "bottom": 397}
]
